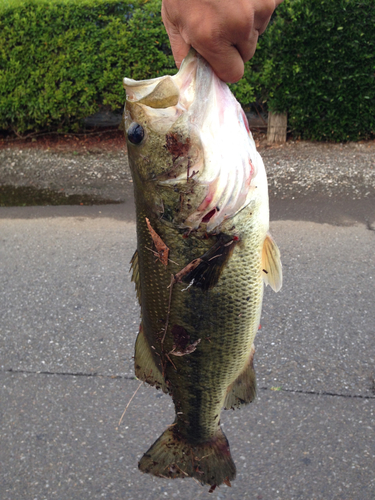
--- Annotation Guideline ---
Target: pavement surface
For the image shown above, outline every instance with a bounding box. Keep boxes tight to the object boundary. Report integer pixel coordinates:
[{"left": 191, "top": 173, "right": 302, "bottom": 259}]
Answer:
[{"left": 1, "top": 142, "right": 375, "bottom": 499}]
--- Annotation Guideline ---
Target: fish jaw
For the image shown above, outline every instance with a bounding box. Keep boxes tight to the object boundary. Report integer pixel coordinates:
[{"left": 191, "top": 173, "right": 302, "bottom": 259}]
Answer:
[{"left": 123, "top": 50, "right": 267, "bottom": 234}]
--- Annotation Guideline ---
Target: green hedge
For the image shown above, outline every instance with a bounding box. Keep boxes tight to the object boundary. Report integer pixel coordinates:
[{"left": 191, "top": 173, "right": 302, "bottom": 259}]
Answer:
[
  {"left": 0, "top": 0, "right": 175, "bottom": 133},
  {"left": 1, "top": 0, "right": 374, "bottom": 140},
  {"left": 258, "top": 0, "right": 375, "bottom": 141}
]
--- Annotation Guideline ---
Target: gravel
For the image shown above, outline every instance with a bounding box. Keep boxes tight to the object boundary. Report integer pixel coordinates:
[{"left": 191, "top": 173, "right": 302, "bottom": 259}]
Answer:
[
  {"left": 262, "top": 140, "right": 375, "bottom": 199},
  {"left": 0, "top": 148, "right": 132, "bottom": 202},
  {"left": 0, "top": 139, "right": 374, "bottom": 201}
]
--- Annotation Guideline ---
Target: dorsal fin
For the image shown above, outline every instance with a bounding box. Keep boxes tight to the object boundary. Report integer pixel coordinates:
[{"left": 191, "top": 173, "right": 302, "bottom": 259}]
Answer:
[{"left": 261, "top": 233, "right": 282, "bottom": 292}]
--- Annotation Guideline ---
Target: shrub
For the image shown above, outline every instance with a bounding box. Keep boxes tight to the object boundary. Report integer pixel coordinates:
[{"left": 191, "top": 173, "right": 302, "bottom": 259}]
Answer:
[
  {"left": 1, "top": 0, "right": 374, "bottom": 140},
  {"left": 0, "top": 0, "right": 174, "bottom": 134},
  {"left": 259, "top": 0, "right": 375, "bottom": 141}
]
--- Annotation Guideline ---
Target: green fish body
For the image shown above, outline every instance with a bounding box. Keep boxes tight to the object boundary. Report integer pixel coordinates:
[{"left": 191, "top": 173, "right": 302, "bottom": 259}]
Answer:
[{"left": 124, "top": 50, "right": 282, "bottom": 488}]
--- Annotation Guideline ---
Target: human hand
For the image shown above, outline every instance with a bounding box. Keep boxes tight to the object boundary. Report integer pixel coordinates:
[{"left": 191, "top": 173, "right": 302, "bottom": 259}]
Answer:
[{"left": 162, "top": 0, "right": 283, "bottom": 83}]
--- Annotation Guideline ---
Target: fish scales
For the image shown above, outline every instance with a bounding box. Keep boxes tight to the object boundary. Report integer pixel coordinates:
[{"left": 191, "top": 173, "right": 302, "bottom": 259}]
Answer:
[
  {"left": 124, "top": 49, "right": 282, "bottom": 488},
  {"left": 137, "top": 206, "right": 263, "bottom": 435}
]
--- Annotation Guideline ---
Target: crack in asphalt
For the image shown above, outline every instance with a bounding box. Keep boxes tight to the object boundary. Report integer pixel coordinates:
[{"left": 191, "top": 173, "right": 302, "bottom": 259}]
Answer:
[
  {"left": 260, "top": 386, "right": 375, "bottom": 399},
  {"left": 3, "top": 368, "right": 136, "bottom": 380},
  {"left": 3, "top": 368, "right": 374, "bottom": 399}
]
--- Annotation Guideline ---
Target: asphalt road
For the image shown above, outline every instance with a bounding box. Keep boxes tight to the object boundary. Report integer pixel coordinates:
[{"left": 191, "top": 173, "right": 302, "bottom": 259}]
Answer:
[{"left": 1, "top": 192, "right": 374, "bottom": 500}]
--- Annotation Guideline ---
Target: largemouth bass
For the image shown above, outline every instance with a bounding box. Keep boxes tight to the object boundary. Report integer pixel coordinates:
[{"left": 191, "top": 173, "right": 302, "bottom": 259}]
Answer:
[{"left": 123, "top": 49, "right": 282, "bottom": 489}]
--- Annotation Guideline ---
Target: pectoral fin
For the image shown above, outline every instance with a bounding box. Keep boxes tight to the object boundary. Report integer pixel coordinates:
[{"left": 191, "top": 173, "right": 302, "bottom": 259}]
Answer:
[
  {"left": 177, "top": 234, "right": 238, "bottom": 291},
  {"left": 262, "top": 233, "right": 282, "bottom": 292}
]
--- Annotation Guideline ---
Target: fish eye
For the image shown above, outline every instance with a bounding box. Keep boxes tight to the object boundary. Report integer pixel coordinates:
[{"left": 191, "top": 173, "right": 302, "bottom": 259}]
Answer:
[{"left": 127, "top": 122, "right": 144, "bottom": 145}]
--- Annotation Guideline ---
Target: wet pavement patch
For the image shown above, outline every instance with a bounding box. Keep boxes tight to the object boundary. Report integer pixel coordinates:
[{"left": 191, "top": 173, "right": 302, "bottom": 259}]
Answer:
[
  {"left": 0, "top": 185, "right": 120, "bottom": 207},
  {"left": 269, "top": 192, "right": 375, "bottom": 226}
]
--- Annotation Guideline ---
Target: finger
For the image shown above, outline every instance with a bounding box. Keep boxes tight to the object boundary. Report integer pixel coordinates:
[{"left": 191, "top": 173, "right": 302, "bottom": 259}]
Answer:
[
  {"left": 162, "top": 5, "right": 191, "bottom": 68},
  {"left": 234, "top": 29, "right": 260, "bottom": 64},
  {"left": 195, "top": 42, "right": 245, "bottom": 83},
  {"left": 252, "top": 0, "right": 278, "bottom": 34},
  {"left": 168, "top": 30, "right": 191, "bottom": 68}
]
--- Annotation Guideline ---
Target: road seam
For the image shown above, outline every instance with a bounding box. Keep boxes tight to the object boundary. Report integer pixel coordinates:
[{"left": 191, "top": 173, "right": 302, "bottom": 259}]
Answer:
[
  {"left": 3, "top": 368, "right": 135, "bottom": 380},
  {"left": 260, "top": 386, "right": 375, "bottom": 399},
  {"left": 3, "top": 368, "right": 374, "bottom": 399}
]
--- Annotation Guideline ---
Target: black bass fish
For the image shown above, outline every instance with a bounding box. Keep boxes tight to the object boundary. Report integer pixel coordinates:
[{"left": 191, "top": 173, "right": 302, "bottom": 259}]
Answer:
[{"left": 123, "top": 49, "right": 282, "bottom": 489}]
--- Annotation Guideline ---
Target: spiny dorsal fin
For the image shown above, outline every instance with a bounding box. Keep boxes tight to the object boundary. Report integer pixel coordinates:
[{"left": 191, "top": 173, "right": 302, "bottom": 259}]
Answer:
[
  {"left": 130, "top": 250, "right": 141, "bottom": 304},
  {"left": 262, "top": 233, "right": 282, "bottom": 292}
]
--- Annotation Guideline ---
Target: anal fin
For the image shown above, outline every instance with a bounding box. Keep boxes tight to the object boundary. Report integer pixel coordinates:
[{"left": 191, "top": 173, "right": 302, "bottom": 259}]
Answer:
[
  {"left": 134, "top": 324, "right": 168, "bottom": 394},
  {"left": 224, "top": 345, "right": 256, "bottom": 410},
  {"left": 262, "top": 233, "right": 282, "bottom": 292}
]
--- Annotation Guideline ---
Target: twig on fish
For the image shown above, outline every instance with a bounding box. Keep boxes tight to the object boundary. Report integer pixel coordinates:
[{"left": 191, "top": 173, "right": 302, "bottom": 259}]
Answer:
[
  {"left": 191, "top": 477, "right": 202, "bottom": 487},
  {"left": 145, "top": 246, "right": 160, "bottom": 257},
  {"left": 145, "top": 217, "right": 169, "bottom": 266},
  {"left": 165, "top": 352, "right": 177, "bottom": 370},
  {"left": 173, "top": 258, "right": 202, "bottom": 283},
  {"left": 175, "top": 464, "right": 189, "bottom": 477},
  {"left": 187, "top": 165, "right": 199, "bottom": 180},
  {"left": 169, "top": 258, "right": 180, "bottom": 265},
  {"left": 165, "top": 462, "right": 189, "bottom": 477},
  {"left": 145, "top": 244, "right": 166, "bottom": 265},
  {"left": 118, "top": 380, "right": 143, "bottom": 427},
  {"left": 161, "top": 274, "right": 175, "bottom": 346},
  {"left": 145, "top": 246, "right": 179, "bottom": 266},
  {"left": 187, "top": 157, "right": 191, "bottom": 181}
]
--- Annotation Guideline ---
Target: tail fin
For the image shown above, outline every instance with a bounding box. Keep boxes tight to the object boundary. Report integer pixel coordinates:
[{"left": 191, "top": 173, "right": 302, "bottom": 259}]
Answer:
[{"left": 138, "top": 425, "right": 236, "bottom": 487}]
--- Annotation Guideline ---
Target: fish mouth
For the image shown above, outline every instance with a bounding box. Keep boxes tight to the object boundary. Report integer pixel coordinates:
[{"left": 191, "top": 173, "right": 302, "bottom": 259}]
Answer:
[
  {"left": 124, "top": 50, "right": 261, "bottom": 233},
  {"left": 123, "top": 50, "right": 197, "bottom": 109}
]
